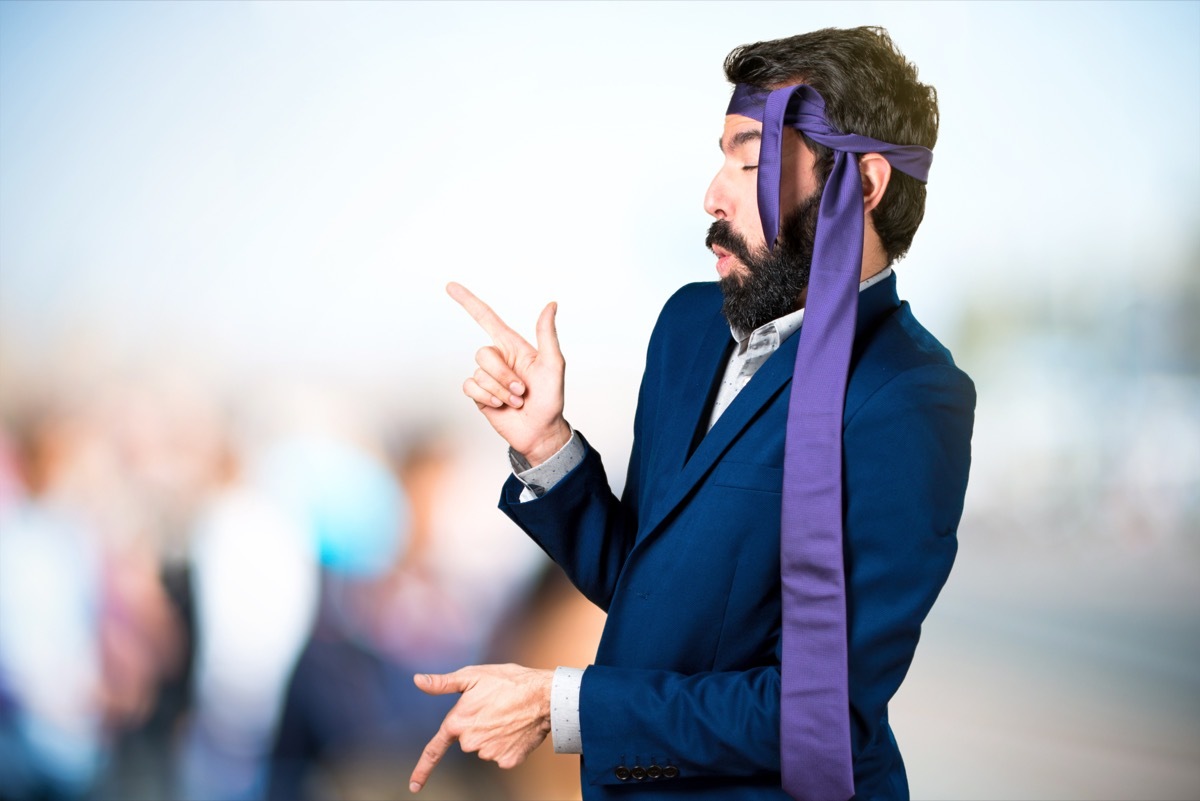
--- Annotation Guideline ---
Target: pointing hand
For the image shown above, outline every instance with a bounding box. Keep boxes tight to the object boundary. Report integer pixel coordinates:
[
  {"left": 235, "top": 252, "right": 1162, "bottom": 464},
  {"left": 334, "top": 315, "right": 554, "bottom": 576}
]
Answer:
[
  {"left": 408, "top": 664, "right": 553, "bottom": 794},
  {"left": 448, "top": 282, "right": 572, "bottom": 466}
]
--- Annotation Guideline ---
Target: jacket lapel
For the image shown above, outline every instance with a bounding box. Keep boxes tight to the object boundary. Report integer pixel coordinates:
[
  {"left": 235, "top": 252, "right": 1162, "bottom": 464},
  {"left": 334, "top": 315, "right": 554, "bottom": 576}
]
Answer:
[
  {"left": 635, "top": 272, "right": 902, "bottom": 549},
  {"left": 655, "top": 307, "right": 735, "bottom": 482},
  {"left": 636, "top": 331, "right": 799, "bottom": 546}
]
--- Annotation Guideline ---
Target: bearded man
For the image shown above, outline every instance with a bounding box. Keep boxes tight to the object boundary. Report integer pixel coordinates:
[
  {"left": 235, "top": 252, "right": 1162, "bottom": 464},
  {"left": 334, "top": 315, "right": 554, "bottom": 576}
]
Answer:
[{"left": 411, "top": 26, "right": 975, "bottom": 801}]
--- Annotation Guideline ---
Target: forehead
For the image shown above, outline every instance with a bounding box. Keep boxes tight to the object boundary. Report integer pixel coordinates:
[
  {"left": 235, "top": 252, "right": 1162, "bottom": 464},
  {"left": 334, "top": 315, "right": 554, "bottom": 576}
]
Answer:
[{"left": 720, "top": 114, "right": 763, "bottom": 154}]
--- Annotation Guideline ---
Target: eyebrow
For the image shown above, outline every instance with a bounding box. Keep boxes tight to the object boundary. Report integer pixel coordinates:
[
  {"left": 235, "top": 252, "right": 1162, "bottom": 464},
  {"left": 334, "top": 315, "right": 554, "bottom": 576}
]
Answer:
[{"left": 720, "top": 129, "right": 762, "bottom": 154}]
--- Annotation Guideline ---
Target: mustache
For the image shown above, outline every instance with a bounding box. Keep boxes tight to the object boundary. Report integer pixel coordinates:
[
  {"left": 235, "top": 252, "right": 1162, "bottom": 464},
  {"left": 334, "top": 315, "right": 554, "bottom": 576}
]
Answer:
[{"left": 705, "top": 220, "right": 755, "bottom": 266}]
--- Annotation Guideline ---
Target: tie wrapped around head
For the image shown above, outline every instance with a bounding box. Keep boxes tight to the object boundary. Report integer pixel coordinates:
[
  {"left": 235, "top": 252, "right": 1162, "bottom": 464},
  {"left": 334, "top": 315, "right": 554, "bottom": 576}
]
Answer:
[{"left": 725, "top": 83, "right": 932, "bottom": 254}]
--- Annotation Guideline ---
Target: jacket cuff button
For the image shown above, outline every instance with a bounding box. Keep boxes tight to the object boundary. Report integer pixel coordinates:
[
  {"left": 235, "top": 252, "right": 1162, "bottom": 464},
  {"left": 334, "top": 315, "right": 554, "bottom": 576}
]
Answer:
[
  {"left": 631, "top": 766, "right": 647, "bottom": 781},
  {"left": 646, "top": 764, "right": 663, "bottom": 779},
  {"left": 614, "top": 766, "right": 631, "bottom": 781},
  {"left": 662, "top": 765, "right": 680, "bottom": 779}
]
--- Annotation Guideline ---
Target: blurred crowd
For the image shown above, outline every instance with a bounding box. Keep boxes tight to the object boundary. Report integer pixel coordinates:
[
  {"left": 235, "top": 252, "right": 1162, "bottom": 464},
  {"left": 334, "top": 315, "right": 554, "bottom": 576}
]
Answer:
[{"left": 0, "top": 370, "right": 606, "bottom": 801}]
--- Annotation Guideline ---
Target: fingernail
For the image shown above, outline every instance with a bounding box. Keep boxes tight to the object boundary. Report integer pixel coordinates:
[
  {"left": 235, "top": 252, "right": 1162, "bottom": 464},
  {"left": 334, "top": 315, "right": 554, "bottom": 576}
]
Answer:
[
  {"left": 490, "top": 396, "right": 503, "bottom": 407},
  {"left": 509, "top": 395, "right": 524, "bottom": 408},
  {"left": 410, "top": 781, "right": 421, "bottom": 793},
  {"left": 510, "top": 381, "right": 524, "bottom": 395}
]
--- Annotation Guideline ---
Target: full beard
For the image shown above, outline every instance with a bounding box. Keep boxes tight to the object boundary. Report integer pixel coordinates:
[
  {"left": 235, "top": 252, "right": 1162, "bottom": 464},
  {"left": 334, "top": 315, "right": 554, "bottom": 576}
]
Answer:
[{"left": 705, "top": 192, "right": 820, "bottom": 334}]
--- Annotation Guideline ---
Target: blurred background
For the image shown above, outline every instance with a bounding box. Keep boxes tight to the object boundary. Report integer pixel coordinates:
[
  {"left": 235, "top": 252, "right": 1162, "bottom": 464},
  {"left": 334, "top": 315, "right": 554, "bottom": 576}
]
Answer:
[{"left": 0, "top": 1, "right": 1196, "bottom": 799}]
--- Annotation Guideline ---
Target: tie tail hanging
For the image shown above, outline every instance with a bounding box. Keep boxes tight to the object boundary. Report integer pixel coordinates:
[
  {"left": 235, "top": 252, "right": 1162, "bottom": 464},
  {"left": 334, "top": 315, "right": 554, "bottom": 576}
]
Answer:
[{"left": 727, "top": 79, "right": 933, "bottom": 801}]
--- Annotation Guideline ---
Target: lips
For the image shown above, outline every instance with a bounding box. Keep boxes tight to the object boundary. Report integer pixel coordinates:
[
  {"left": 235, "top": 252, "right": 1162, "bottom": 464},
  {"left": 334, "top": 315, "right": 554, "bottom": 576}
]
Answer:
[
  {"left": 711, "top": 245, "right": 735, "bottom": 278},
  {"left": 706, "top": 221, "right": 752, "bottom": 280}
]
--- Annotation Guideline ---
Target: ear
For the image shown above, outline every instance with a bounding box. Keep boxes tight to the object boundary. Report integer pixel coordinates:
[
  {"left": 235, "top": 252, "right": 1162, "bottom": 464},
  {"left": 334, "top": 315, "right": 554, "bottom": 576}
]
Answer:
[{"left": 859, "top": 153, "right": 891, "bottom": 214}]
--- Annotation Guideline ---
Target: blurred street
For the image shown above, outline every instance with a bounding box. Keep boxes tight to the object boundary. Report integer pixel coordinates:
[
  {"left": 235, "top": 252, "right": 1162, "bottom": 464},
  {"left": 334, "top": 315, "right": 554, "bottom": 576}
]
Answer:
[{"left": 895, "top": 540, "right": 1200, "bottom": 799}]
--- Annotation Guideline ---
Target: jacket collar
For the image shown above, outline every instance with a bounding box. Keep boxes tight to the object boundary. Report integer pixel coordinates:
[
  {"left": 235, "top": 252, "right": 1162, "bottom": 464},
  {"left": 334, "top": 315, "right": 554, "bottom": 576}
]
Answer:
[{"left": 637, "top": 272, "right": 901, "bottom": 548}]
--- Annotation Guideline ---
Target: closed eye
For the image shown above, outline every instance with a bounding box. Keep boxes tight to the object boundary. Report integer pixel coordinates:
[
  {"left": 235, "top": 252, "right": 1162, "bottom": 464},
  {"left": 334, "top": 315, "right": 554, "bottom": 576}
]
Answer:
[{"left": 742, "top": 165, "right": 758, "bottom": 171}]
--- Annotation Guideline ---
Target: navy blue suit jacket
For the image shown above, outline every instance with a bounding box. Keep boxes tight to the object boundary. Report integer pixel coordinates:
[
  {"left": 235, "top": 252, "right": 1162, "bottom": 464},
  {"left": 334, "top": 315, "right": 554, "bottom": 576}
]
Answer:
[{"left": 500, "top": 274, "right": 975, "bottom": 800}]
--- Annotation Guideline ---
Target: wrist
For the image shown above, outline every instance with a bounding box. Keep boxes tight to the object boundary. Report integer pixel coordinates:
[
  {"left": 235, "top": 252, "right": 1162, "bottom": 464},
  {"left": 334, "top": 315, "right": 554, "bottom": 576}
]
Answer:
[
  {"left": 521, "top": 420, "right": 572, "bottom": 467},
  {"left": 538, "top": 668, "right": 553, "bottom": 727}
]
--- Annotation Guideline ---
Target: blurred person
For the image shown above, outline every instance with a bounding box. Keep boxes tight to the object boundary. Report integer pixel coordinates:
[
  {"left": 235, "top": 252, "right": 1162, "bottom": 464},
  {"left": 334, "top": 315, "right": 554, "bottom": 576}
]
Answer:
[
  {"left": 96, "top": 375, "right": 228, "bottom": 562},
  {"left": 259, "top": 432, "right": 413, "bottom": 801},
  {"left": 414, "top": 27, "right": 975, "bottom": 801},
  {"left": 267, "top": 572, "right": 474, "bottom": 801},
  {"left": 0, "top": 405, "right": 180, "bottom": 799},
  {"left": 97, "top": 545, "right": 182, "bottom": 730},
  {"left": 0, "top": 425, "right": 23, "bottom": 750},
  {"left": 268, "top": 430, "right": 545, "bottom": 801},
  {"left": 73, "top": 376, "right": 211, "bottom": 801},
  {"left": 0, "top": 411, "right": 104, "bottom": 801},
  {"left": 370, "top": 432, "right": 548, "bottom": 671},
  {"left": 181, "top": 430, "right": 377, "bottom": 800},
  {"left": 91, "top": 535, "right": 186, "bottom": 801}
]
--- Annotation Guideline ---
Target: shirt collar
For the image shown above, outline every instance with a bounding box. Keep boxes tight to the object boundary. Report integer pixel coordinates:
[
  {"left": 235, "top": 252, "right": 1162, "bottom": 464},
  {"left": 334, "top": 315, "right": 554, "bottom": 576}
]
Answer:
[{"left": 729, "top": 266, "right": 894, "bottom": 347}]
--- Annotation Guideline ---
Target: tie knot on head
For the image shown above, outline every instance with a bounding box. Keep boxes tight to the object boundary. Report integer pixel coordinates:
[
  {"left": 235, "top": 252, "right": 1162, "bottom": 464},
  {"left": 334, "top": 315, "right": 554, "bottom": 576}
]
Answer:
[{"left": 724, "top": 82, "right": 933, "bottom": 252}]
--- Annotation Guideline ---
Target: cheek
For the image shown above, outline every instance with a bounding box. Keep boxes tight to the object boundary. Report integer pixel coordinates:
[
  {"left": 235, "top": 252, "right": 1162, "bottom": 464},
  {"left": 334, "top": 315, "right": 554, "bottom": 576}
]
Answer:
[
  {"left": 779, "top": 136, "right": 821, "bottom": 209},
  {"left": 779, "top": 171, "right": 819, "bottom": 214},
  {"left": 739, "top": 180, "right": 765, "bottom": 247},
  {"left": 739, "top": 192, "right": 767, "bottom": 250}
]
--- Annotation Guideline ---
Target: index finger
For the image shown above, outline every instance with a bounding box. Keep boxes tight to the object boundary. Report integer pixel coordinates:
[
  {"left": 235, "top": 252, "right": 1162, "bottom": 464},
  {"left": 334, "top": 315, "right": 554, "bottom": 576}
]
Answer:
[
  {"left": 446, "top": 282, "right": 520, "bottom": 342},
  {"left": 409, "top": 723, "right": 457, "bottom": 794}
]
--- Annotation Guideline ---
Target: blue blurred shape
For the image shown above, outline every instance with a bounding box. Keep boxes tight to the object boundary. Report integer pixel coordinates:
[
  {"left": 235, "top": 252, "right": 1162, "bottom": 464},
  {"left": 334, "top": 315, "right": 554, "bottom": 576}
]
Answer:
[{"left": 256, "top": 437, "right": 406, "bottom": 577}]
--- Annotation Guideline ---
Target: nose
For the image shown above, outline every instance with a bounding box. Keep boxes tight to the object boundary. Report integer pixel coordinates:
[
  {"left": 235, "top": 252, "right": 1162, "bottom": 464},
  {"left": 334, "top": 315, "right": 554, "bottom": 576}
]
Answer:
[{"left": 704, "top": 169, "right": 728, "bottom": 220}]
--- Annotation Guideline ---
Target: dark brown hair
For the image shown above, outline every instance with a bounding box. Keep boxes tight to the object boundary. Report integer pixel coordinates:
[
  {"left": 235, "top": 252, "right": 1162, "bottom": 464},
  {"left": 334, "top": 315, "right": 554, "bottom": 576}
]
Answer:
[{"left": 724, "top": 27, "right": 939, "bottom": 264}]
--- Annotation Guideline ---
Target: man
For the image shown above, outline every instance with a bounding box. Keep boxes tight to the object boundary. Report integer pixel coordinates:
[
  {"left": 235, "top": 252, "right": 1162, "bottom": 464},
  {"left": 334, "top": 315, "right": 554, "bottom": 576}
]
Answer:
[{"left": 410, "top": 27, "right": 975, "bottom": 800}]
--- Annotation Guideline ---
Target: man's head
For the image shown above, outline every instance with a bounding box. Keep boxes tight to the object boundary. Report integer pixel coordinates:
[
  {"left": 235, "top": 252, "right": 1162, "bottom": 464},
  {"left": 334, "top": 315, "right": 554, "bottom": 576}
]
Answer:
[{"left": 705, "top": 27, "right": 938, "bottom": 332}]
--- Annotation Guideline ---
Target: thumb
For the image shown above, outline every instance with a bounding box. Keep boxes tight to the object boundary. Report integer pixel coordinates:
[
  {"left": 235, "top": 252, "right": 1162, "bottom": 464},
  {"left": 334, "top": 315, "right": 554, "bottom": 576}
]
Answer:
[
  {"left": 414, "top": 672, "right": 465, "bottom": 696},
  {"left": 535, "top": 301, "right": 562, "bottom": 361}
]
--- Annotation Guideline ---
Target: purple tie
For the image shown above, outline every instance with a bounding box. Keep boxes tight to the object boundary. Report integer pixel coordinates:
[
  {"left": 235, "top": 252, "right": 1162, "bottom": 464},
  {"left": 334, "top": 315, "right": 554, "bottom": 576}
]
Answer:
[{"left": 726, "top": 84, "right": 933, "bottom": 801}]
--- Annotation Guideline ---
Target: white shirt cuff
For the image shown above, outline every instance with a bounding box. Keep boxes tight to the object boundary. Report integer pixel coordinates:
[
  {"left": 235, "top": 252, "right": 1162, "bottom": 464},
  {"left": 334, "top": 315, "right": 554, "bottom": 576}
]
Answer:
[
  {"left": 509, "top": 429, "right": 584, "bottom": 502},
  {"left": 550, "top": 666, "right": 584, "bottom": 754}
]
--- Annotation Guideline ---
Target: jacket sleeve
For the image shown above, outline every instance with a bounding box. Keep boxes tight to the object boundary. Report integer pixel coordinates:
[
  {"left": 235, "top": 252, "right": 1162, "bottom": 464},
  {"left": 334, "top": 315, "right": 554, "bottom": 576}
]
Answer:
[
  {"left": 575, "top": 362, "right": 975, "bottom": 789},
  {"left": 498, "top": 434, "right": 637, "bottom": 612},
  {"left": 579, "top": 664, "right": 782, "bottom": 786},
  {"left": 497, "top": 289, "right": 670, "bottom": 611}
]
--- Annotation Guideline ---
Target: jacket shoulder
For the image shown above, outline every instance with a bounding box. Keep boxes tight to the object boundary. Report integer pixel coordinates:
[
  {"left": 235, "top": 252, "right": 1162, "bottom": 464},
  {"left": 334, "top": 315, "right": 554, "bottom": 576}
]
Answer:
[
  {"left": 848, "top": 301, "right": 975, "bottom": 416},
  {"left": 659, "top": 281, "right": 723, "bottom": 325},
  {"left": 645, "top": 281, "right": 723, "bottom": 352}
]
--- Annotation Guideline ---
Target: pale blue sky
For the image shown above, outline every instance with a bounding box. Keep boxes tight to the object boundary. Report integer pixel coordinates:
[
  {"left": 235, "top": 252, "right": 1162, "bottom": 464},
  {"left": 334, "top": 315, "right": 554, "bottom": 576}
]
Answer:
[{"left": 1, "top": 0, "right": 1197, "bottom": 383}]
